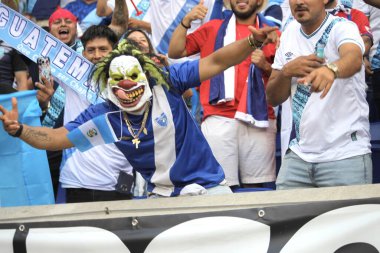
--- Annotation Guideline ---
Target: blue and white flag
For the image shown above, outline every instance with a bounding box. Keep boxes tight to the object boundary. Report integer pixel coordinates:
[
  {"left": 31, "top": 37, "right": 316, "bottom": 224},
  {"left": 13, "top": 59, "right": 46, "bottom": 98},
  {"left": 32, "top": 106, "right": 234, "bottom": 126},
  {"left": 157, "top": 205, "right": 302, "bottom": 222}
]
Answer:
[
  {"left": 210, "top": 13, "right": 273, "bottom": 127},
  {"left": 0, "top": 3, "right": 102, "bottom": 105},
  {"left": 67, "top": 112, "right": 121, "bottom": 152},
  {"left": 0, "top": 91, "right": 55, "bottom": 207}
]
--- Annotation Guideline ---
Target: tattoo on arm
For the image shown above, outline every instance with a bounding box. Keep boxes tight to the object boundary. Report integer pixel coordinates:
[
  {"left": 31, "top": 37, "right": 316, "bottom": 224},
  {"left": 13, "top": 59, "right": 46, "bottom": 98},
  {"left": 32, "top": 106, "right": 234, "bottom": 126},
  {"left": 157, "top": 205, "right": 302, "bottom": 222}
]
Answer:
[{"left": 23, "top": 128, "right": 52, "bottom": 143}]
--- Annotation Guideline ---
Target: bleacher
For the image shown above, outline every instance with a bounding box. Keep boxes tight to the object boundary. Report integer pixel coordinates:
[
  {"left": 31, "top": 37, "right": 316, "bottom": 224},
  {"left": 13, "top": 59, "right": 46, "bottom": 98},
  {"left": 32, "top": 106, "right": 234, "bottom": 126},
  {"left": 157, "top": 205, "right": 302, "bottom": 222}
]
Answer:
[{"left": 371, "top": 122, "right": 380, "bottom": 183}]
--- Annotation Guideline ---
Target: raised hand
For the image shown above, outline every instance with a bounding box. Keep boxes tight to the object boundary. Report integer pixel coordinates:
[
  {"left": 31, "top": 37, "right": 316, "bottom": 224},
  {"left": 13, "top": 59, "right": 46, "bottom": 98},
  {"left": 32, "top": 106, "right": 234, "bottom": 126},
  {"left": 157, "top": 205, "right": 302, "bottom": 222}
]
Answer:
[
  {"left": 251, "top": 49, "right": 271, "bottom": 74},
  {"left": 182, "top": 0, "right": 208, "bottom": 28},
  {"left": 36, "top": 76, "right": 54, "bottom": 110},
  {"left": 0, "top": 97, "right": 21, "bottom": 136},
  {"left": 282, "top": 54, "right": 325, "bottom": 78},
  {"left": 297, "top": 65, "right": 335, "bottom": 98},
  {"left": 248, "top": 25, "right": 279, "bottom": 48},
  {"left": 151, "top": 53, "right": 169, "bottom": 67}
]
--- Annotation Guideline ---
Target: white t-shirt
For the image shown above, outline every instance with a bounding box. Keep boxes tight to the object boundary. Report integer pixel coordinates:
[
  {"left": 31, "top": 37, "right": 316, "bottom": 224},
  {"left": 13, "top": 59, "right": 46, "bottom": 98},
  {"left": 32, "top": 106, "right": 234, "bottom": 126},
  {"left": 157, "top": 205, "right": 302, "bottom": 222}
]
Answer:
[
  {"left": 60, "top": 84, "right": 133, "bottom": 190},
  {"left": 272, "top": 13, "right": 371, "bottom": 162}
]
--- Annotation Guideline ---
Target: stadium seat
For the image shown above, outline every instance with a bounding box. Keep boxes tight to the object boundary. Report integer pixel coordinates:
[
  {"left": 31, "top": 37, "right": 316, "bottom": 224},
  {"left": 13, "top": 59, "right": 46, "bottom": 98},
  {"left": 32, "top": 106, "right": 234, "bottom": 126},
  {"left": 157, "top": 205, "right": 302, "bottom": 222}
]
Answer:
[{"left": 370, "top": 122, "right": 380, "bottom": 183}]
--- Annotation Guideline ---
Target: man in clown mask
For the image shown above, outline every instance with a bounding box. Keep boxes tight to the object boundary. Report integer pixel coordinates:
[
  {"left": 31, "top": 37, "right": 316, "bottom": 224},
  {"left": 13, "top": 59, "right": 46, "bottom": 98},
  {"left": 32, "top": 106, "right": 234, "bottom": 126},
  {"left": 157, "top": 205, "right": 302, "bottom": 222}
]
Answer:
[{"left": 1, "top": 26, "right": 277, "bottom": 197}]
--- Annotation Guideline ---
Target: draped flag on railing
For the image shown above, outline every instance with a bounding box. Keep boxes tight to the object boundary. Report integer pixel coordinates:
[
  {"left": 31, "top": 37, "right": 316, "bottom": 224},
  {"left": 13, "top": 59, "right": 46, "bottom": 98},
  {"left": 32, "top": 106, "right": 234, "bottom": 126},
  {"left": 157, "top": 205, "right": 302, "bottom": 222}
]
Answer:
[
  {"left": 0, "top": 3, "right": 103, "bottom": 207},
  {"left": 0, "top": 91, "right": 55, "bottom": 207}
]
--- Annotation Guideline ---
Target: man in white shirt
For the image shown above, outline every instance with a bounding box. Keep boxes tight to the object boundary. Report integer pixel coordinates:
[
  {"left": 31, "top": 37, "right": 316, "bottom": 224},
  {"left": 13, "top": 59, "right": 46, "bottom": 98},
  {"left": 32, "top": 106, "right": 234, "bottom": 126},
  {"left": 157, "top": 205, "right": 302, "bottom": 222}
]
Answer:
[
  {"left": 266, "top": 0, "right": 372, "bottom": 189},
  {"left": 60, "top": 25, "right": 134, "bottom": 203}
]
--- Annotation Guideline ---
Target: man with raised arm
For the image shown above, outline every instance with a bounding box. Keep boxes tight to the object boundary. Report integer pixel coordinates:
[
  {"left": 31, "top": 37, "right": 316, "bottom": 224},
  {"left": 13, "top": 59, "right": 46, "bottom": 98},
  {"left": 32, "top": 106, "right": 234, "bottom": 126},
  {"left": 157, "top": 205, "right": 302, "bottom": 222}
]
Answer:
[
  {"left": 1, "top": 25, "right": 277, "bottom": 198},
  {"left": 168, "top": 0, "right": 280, "bottom": 189}
]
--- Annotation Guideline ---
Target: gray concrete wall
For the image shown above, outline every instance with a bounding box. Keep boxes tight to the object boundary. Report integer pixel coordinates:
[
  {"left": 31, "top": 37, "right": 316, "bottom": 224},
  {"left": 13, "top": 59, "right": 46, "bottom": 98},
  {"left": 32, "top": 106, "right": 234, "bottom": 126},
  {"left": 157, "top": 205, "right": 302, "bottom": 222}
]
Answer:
[{"left": 0, "top": 184, "right": 379, "bottom": 223}]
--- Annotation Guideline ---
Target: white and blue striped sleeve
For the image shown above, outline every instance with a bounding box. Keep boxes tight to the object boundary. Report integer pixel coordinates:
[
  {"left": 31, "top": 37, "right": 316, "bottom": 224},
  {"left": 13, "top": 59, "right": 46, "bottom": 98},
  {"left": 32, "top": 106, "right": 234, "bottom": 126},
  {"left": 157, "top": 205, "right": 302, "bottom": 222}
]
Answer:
[
  {"left": 66, "top": 113, "right": 118, "bottom": 152},
  {"left": 65, "top": 103, "right": 119, "bottom": 152}
]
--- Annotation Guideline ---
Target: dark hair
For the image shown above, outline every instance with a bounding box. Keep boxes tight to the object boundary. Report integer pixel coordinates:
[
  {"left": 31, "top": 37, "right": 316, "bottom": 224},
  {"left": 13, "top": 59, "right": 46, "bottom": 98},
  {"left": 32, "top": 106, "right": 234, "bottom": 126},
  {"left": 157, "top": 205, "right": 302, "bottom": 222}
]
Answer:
[
  {"left": 81, "top": 25, "right": 118, "bottom": 49},
  {"left": 123, "top": 28, "right": 155, "bottom": 54}
]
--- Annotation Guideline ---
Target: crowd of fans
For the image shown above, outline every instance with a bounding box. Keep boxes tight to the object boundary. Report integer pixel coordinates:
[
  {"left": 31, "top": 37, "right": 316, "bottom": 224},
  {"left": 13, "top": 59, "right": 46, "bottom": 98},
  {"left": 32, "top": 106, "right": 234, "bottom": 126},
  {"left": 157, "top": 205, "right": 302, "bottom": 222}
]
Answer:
[{"left": 0, "top": 0, "right": 379, "bottom": 203}]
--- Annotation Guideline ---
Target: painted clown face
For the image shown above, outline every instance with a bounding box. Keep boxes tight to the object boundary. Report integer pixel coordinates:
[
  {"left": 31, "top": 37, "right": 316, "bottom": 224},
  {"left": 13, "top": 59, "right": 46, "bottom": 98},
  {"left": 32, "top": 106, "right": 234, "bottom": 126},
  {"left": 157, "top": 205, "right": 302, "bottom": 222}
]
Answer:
[{"left": 106, "top": 55, "right": 152, "bottom": 113}]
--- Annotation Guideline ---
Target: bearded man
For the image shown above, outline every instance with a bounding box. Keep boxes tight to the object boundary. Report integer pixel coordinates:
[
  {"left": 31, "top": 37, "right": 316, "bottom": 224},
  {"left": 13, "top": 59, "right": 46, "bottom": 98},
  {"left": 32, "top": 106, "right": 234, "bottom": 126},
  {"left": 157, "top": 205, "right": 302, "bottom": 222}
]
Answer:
[
  {"left": 169, "top": 0, "right": 280, "bottom": 189},
  {"left": 0, "top": 26, "right": 277, "bottom": 198}
]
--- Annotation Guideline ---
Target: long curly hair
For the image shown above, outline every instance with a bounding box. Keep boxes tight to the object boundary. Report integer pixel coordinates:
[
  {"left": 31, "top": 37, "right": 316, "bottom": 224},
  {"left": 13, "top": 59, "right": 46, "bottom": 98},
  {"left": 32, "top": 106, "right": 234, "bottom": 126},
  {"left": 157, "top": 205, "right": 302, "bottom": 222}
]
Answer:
[{"left": 89, "top": 39, "right": 170, "bottom": 96}]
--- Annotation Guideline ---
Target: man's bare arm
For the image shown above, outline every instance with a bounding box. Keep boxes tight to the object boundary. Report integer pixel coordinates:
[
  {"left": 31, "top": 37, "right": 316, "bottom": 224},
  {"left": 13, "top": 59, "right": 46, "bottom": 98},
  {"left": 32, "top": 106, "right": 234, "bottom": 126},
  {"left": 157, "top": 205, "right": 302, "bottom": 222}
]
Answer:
[
  {"left": 128, "top": 18, "right": 152, "bottom": 34},
  {"left": 298, "top": 43, "right": 363, "bottom": 98},
  {"left": 0, "top": 97, "right": 73, "bottom": 151},
  {"left": 335, "top": 43, "right": 363, "bottom": 78},
  {"left": 364, "top": 0, "right": 380, "bottom": 8},
  {"left": 20, "top": 125, "right": 73, "bottom": 151},
  {"left": 109, "top": 0, "right": 129, "bottom": 38},
  {"left": 96, "top": 0, "right": 113, "bottom": 17},
  {"left": 168, "top": 0, "right": 208, "bottom": 59},
  {"left": 362, "top": 35, "right": 373, "bottom": 57},
  {"left": 266, "top": 69, "right": 292, "bottom": 106},
  {"left": 199, "top": 26, "right": 278, "bottom": 82},
  {"left": 267, "top": 53, "right": 324, "bottom": 105}
]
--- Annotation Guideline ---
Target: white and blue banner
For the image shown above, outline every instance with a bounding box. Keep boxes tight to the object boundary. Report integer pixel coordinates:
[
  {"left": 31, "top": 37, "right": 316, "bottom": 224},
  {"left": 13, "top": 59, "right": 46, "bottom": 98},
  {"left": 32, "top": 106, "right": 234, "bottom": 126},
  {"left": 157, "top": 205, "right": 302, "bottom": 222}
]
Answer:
[
  {"left": 0, "top": 3, "right": 102, "bottom": 105},
  {"left": 0, "top": 197, "right": 379, "bottom": 252},
  {"left": 67, "top": 112, "right": 121, "bottom": 152}
]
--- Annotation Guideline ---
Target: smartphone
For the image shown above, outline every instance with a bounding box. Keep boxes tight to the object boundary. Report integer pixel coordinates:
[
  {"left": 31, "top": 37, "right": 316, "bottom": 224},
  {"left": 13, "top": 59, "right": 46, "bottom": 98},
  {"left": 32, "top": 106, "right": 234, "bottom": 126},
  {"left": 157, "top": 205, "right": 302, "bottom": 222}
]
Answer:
[{"left": 37, "top": 56, "right": 51, "bottom": 85}]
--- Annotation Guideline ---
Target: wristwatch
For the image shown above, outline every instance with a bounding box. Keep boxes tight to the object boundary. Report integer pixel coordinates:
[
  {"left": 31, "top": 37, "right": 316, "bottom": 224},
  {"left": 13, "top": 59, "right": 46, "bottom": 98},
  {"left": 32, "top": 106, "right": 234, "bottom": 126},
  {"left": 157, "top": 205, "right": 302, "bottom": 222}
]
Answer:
[{"left": 326, "top": 63, "right": 339, "bottom": 79}]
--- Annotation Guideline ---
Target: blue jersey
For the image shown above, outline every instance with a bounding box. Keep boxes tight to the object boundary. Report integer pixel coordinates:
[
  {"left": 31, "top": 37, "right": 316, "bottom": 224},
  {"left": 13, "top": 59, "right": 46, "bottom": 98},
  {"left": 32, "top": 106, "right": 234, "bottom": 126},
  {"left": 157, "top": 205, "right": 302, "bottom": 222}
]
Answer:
[{"left": 65, "top": 60, "right": 225, "bottom": 196}]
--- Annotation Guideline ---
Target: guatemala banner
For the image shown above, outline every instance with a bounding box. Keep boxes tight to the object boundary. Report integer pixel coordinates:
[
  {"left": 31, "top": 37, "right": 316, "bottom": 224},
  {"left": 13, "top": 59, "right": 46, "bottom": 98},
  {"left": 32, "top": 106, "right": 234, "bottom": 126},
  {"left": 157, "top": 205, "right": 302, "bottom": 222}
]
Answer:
[
  {"left": 0, "top": 196, "right": 379, "bottom": 252},
  {"left": 0, "top": 3, "right": 102, "bottom": 105},
  {"left": 0, "top": 91, "right": 55, "bottom": 207}
]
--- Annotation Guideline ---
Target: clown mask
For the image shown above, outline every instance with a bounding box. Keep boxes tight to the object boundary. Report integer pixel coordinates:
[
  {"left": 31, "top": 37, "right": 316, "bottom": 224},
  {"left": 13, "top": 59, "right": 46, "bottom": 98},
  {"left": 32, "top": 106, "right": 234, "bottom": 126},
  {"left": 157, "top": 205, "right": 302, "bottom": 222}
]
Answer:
[{"left": 106, "top": 55, "right": 152, "bottom": 114}]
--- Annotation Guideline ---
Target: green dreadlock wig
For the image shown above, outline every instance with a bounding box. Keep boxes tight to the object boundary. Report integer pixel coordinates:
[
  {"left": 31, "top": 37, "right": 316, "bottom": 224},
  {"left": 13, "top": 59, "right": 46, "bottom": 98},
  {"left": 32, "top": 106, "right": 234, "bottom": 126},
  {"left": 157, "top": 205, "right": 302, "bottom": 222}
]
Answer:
[{"left": 90, "top": 39, "right": 170, "bottom": 96}]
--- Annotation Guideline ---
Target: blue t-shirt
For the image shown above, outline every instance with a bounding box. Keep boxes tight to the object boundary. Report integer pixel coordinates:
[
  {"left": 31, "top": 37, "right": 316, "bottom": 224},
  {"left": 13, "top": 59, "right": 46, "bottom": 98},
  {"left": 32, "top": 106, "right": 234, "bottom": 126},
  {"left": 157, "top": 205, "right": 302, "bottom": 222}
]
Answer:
[{"left": 65, "top": 60, "right": 225, "bottom": 196}]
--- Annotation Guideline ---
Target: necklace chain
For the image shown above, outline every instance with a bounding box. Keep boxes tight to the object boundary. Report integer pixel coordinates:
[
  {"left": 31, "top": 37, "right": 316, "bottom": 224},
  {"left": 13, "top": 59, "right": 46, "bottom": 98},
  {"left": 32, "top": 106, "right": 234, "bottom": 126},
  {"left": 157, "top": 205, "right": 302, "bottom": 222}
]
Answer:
[{"left": 123, "top": 102, "right": 150, "bottom": 149}]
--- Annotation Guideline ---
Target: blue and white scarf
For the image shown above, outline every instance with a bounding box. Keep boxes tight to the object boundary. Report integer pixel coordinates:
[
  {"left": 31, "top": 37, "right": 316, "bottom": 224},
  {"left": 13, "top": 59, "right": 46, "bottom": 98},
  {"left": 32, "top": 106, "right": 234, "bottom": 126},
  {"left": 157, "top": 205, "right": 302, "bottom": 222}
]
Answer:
[
  {"left": 210, "top": 11, "right": 274, "bottom": 127},
  {"left": 42, "top": 40, "right": 84, "bottom": 128},
  {"left": 289, "top": 17, "right": 343, "bottom": 146}
]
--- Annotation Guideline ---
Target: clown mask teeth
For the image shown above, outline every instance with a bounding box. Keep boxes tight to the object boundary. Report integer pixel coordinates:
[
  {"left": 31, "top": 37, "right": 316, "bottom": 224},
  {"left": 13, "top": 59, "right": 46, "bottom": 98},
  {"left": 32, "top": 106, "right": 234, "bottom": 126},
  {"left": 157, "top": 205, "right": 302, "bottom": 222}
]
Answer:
[{"left": 112, "top": 85, "right": 145, "bottom": 105}]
